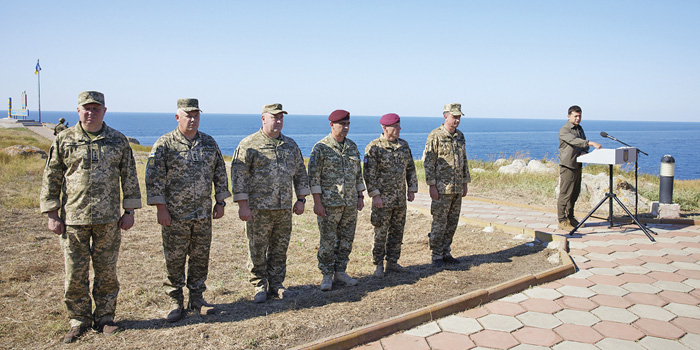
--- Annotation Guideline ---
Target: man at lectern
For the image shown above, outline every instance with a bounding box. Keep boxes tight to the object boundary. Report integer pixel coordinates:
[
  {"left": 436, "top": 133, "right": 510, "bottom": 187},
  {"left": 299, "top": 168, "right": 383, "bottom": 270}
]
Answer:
[{"left": 557, "top": 105, "right": 602, "bottom": 230}]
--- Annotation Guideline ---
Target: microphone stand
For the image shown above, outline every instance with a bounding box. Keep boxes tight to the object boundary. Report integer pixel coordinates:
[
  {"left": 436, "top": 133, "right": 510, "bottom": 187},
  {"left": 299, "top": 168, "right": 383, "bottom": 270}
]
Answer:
[{"left": 600, "top": 133, "right": 655, "bottom": 235}]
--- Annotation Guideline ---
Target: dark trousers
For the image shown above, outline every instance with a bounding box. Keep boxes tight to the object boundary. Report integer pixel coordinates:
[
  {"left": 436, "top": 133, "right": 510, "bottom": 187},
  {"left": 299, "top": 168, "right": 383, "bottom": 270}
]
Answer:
[{"left": 557, "top": 166, "right": 582, "bottom": 222}]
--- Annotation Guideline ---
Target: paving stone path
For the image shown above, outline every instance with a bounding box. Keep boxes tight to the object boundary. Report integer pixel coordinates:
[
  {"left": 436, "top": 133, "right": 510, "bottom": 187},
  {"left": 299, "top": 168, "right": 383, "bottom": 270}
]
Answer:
[{"left": 357, "top": 192, "right": 700, "bottom": 349}]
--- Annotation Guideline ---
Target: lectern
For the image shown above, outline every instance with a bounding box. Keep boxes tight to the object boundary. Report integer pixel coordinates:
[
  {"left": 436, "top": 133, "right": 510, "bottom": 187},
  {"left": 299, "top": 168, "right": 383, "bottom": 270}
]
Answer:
[{"left": 571, "top": 147, "right": 656, "bottom": 241}]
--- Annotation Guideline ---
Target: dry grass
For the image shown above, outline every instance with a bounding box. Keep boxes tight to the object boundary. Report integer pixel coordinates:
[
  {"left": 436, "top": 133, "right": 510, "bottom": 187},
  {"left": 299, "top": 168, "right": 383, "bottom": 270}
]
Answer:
[{"left": 0, "top": 202, "right": 555, "bottom": 349}]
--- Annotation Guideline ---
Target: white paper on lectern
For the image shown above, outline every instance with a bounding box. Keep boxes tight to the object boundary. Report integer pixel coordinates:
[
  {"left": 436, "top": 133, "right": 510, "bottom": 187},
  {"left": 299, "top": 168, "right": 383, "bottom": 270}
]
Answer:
[{"left": 576, "top": 147, "right": 637, "bottom": 165}]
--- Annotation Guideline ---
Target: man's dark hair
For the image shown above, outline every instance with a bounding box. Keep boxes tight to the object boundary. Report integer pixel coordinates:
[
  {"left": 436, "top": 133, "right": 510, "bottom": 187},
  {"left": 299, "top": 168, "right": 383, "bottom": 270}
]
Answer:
[{"left": 568, "top": 105, "right": 582, "bottom": 115}]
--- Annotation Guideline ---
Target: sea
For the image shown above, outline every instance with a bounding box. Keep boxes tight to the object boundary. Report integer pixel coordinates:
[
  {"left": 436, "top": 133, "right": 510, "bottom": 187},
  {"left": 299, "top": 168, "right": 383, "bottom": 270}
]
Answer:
[{"left": 28, "top": 111, "right": 700, "bottom": 180}]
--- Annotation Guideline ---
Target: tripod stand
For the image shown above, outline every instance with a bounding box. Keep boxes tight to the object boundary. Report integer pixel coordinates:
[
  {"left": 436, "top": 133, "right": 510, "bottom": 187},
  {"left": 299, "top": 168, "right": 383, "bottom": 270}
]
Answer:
[{"left": 569, "top": 147, "right": 656, "bottom": 242}]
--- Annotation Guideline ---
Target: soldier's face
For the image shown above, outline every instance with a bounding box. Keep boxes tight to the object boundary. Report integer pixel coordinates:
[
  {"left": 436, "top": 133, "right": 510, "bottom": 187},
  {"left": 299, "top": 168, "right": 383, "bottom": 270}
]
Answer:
[
  {"left": 568, "top": 111, "right": 581, "bottom": 126},
  {"left": 330, "top": 120, "right": 350, "bottom": 140},
  {"left": 383, "top": 122, "right": 401, "bottom": 141},
  {"left": 77, "top": 103, "right": 106, "bottom": 132},
  {"left": 262, "top": 112, "right": 284, "bottom": 137},
  {"left": 444, "top": 113, "right": 461, "bottom": 133},
  {"left": 176, "top": 110, "right": 200, "bottom": 135}
]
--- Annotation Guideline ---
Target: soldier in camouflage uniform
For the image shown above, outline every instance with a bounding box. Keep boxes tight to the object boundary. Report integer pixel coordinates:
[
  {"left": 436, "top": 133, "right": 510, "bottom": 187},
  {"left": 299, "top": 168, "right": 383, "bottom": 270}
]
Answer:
[
  {"left": 307, "top": 110, "right": 366, "bottom": 291},
  {"left": 145, "top": 99, "right": 231, "bottom": 322},
  {"left": 423, "top": 103, "right": 471, "bottom": 267},
  {"left": 40, "top": 91, "right": 142, "bottom": 343},
  {"left": 54, "top": 118, "right": 68, "bottom": 135},
  {"left": 364, "top": 113, "right": 418, "bottom": 278},
  {"left": 231, "top": 103, "right": 310, "bottom": 303}
]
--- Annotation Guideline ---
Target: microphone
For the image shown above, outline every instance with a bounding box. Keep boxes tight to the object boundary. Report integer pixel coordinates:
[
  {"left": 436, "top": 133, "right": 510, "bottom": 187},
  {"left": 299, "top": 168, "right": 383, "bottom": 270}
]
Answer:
[{"left": 600, "top": 131, "right": 617, "bottom": 141}]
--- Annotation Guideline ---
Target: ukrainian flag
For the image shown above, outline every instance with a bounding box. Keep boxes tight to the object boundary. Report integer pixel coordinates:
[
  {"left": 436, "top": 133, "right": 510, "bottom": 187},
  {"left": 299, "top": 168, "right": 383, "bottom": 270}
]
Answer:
[{"left": 34, "top": 60, "right": 41, "bottom": 75}]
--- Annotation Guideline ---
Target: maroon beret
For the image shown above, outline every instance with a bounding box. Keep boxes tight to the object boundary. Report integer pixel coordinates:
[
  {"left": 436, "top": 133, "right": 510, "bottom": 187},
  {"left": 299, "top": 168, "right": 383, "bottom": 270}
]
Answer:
[
  {"left": 329, "top": 109, "right": 350, "bottom": 122},
  {"left": 380, "top": 113, "right": 400, "bottom": 126}
]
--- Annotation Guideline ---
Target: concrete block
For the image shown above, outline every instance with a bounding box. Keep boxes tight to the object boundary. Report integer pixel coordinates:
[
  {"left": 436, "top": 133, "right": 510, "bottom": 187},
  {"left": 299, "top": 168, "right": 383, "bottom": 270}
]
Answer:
[{"left": 650, "top": 202, "right": 681, "bottom": 219}]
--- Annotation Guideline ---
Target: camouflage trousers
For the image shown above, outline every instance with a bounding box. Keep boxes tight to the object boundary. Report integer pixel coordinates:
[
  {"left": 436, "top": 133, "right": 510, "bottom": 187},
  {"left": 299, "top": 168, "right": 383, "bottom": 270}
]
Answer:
[
  {"left": 246, "top": 209, "right": 292, "bottom": 292},
  {"left": 557, "top": 166, "right": 582, "bottom": 223},
  {"left": 161, "top": 217, "right": 212, "bottom": 303},
  {"left": 429, "top": 194, "right": 462, "bottom": 260},
  {"left": 371, "top": 205, "right": 407, "bottom": 265},
  {"left": 60, "top": 222, "right": 121, "bottom": 328},
  {"left": 317, "top": 205, "right": 358, "bottom": 275}
]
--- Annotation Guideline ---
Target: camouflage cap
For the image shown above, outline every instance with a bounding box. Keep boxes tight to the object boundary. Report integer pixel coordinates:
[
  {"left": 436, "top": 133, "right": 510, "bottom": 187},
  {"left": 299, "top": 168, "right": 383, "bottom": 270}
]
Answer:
[
  {"left": 443, "top": 103, "right": 464, "bottom": 116},
  {"left": 58, "top": 118, "right": 65, "bottom": 123},
  {"left": 78, "top": 91, "right": 105, "bottom": 106},
  {"left": 177, "top": 98, "right": 202, "bottom": 112},
  {"left": 262, "top": 103, "right": 288, "bottom": 115}
]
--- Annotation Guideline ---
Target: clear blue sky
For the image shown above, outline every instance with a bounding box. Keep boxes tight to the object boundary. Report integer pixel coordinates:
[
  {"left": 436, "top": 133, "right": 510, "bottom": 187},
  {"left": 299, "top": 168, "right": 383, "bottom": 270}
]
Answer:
[{"left": 3, "top": 0, "right": 699, "bottom": 121}]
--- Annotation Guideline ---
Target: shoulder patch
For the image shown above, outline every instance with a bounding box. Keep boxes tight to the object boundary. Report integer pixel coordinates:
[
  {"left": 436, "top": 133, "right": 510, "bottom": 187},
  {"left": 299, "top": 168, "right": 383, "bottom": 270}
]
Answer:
[{"left": 147, "top": 157, "right": 155, "bottom": 167}]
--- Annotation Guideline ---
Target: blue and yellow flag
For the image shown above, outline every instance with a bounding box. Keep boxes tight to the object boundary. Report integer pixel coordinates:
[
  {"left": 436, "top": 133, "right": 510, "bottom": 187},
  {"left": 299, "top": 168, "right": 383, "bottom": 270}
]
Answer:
[{"left": 34, "top": 60, "right": 41, "bottom": 75}]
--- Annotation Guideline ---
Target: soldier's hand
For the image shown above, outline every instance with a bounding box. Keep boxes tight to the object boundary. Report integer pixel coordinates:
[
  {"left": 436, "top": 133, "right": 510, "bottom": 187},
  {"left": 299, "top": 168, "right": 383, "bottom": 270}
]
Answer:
[
  {"left": 238, "top": 203, "right": 252, "bottom": 221},
  {"left": 357, "top": 197, "right": 364, "bottom": 211},
  {"left": 293, "top": 200, "right": 305, "bottom": 215},
  {"left": 407, "top": 192, "right": 415, "bottom": 202},
  {"left": 429, "top": 185, "right": 439, "bottom": 200},
  {"left": 314, "top": 202, "right": 327, "bottom": 217},
  {"left": 119, "top": 213, "right": 135, "bottom": 231},
  {"left": 213, "top": 204, "right": 225, "bottom": 219},
  {"left": 372, "top": 195, "right": 383, "bottom": 208},
  {"left": 47, "top": 211, "right": 65, "bottom": 235},
  {"left": 462, "top": 183, "right": 468, "bottom": 197},
  {"left": 156, "top": 204, "right": 171, "bottom": 227}
]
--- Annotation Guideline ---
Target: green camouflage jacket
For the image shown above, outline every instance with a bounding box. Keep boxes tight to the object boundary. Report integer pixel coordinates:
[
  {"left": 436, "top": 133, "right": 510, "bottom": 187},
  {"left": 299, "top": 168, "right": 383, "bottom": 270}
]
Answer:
[
  {"left": 231, "top": 128, "right": 310, "bottom": 209},
  {"left": 308, "top": 134, "right": 365, "bottom": 207},
  {"left": 145, "top": 128, "right": 231, "bottom": 220},
  {"left": 364, "top": 134, "right": 418, "bottom": 207},
  {"left": 423, "top": 125, "right": 471, "bottom": 195},
  {"left": 40, "top": 122, "right": 142, "bottom": 225}
]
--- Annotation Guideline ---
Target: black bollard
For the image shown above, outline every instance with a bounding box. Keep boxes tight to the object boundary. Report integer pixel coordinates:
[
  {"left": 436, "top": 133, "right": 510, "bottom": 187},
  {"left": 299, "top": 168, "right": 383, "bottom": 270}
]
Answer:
[{"left": 659, "top": 155, "right": 675, "bottom": 204}]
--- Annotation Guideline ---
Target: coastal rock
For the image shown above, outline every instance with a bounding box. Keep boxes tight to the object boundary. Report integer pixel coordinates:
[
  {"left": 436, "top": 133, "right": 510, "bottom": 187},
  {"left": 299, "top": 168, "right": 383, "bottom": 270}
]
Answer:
[
  {"left": 1, "top": 145, "right": 47, "bottom": 159},
  {"left": 494, "top": 158, "right": 508, "bottom": 166},
  {"left": 497, "top": 159, "right": 527, "bottom": 174},
  {"left": 525, "top": 160, "right": 556, "bottom": 174},
  {"left": 126, "top": 136, "right": 141, "bottom": 145},
  {"left": 555, "top": 172, "right": 651, "bottom": 216},
  {"left": 471, "top": 168, "right": 485, "bottom": 173}
]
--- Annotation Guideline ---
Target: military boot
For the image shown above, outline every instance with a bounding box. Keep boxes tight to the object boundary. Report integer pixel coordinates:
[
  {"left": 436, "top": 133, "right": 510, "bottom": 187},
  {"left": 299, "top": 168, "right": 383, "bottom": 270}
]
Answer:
[
  {"left": 373, "top": 264, "right": 384, "bottom": 278},
  {"left": 558, "top": 221, "right": 574, "bottom": 231},
  {"left": 569, "top": 216, "right": 580, "bottom": 227},
  {"left": 320, "top": 274, "right": 333, "bottom": 291},
  {"left": 386, "top": 261, "right": 408, "bottom": 272},
  {"left": 333, "top": 272, "right": 358, "bottom": 286},
  {"left": 166, "top": 299, "right": 184, "bottom": 323},
  {"left": 188, "top": 295, "right": 213, "bottom": 315},
  {"left": 63, "top": 325, "right": 89, "bottom": 343}
]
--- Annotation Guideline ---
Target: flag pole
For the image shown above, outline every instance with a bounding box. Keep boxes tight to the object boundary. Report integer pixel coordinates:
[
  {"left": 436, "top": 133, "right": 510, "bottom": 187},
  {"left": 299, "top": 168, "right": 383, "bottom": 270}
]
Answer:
[{"left": 37, "top": 59, "right": 42, "bottom": 123}]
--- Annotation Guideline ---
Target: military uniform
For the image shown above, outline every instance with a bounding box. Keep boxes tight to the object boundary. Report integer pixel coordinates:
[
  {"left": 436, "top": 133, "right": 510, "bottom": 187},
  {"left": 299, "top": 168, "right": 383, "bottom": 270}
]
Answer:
[
  {"left": 308, "top": 134, "right": 365, "bottom": 276},
  {"left": 557, "top": 120, "right": 590, "bottom": 223},
  {"left": 40, "top": 121, "right": 141, "bottom": 328},
  {"left": 54, "top": 121, "right": 67, "bottom": 135},
  {"left": 364, "top": 134, "right": 418, "bottom": 265},
  {"left": 423, "top": 124, "right": 470, "bottom": 261},
  {"left": 145, "top": 127, "right": 231, "bottom": 305},
  {"left": 231, "top": 128, "right": 310, "bottom": 293}
]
